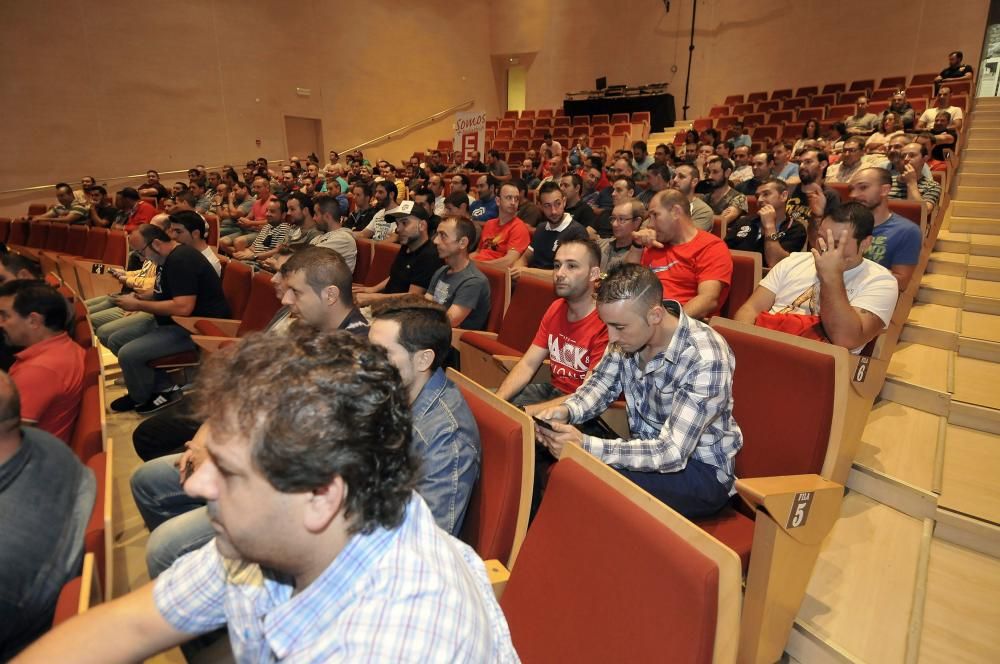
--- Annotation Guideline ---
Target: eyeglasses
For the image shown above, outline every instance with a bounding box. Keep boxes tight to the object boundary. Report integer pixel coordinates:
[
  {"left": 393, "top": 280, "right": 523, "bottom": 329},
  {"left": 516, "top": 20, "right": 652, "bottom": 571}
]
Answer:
[{"left": 611, "top": 215, "right": 640, "bottom": 224}]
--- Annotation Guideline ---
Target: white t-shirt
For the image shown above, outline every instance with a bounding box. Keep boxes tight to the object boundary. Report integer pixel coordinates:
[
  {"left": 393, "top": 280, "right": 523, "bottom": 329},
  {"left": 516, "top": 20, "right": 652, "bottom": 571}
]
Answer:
[
  {"left": 200, "top": 246, "right": 222, "bottom": 276},
  {"left": 362, "top": 209, "right": 393, "bottom": 241},
  {"left": 759, "top": 252, "right": 899, "bottom": 353},
  {"left": 918, "top": 105, "right": 963, "bottom": 126}
]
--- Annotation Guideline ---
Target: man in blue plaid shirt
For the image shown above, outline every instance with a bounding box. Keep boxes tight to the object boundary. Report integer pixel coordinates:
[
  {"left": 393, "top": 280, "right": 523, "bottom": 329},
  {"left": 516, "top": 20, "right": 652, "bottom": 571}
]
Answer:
[
  {"left": 21, "top": 331, "right": 518, "bottom": 663},
  {"left": 536, "top": 263, "right": 742, "bottom": 518}
]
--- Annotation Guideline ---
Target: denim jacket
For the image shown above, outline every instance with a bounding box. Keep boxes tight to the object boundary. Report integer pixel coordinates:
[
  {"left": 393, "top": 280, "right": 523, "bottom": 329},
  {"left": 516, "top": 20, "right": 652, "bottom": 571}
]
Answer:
[{"left": 411, "top": 368, "right": 481, "bottom": 535}]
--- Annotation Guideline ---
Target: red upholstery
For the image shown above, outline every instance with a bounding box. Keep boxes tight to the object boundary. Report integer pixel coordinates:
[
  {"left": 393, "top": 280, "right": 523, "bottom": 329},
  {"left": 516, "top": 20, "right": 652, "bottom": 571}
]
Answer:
[
  {"left": 768, "top": 110, "right": 795, "bottom": 125},
  {"left": 0, "top": 218, "right": 9, "bottom": 244},
  {"left": 723, "top": 95, "right": 744, "bottom": 106},
  {"left": 70, "top": 384, "right": 103, "bottom": 463},
  {"left": 353, "top": 239, "right": 373, "bottom": 284},
  {"left": 455, "top": 379, "right": 528, "bottom": 565},
  {"left": 221, "top": 259, "right": 252, "bottom": 319},
  {"left": 827, "top": 182, "right": 849, "bottom": 201},
  {"left": 747, "top": 91, "right": 768, "bottom": 103},
  {"left": 83, "top": 346, "right": 101, "bottom": 384},
  {"left": 825, "top": 104, "right": 854, "bottom": 120},
  {"left": 756, "top": 100, "right": 780, "bottom": 113},
  {"left": 709, "top": 105, "right": 730, "bottom": 118},
  {"left": 697, "top": 506, "right": 755, "bottom": 572},
  {"left": 849, "top": 79, "right": 875, "bottom": 92},
  {"left": 194, "top": 319, "right": 227, "bottom": 336},
  {"left": 66, "top": 225, "right": 88, "bottom": 255},
  {"left": 501, "top": 458, "right": 720, "bottom": 664},
  {"left": 870, "top": 87, "right": 896, "bottom": 102},
  {"left": 365, "top": 241, "right": 400, "bottom": 287},
  {"left": 796, "top": 86, "right": 819, "bottom": 98},
  {"left": 731, "top": 103, "right": 754, "bottom": 115},
  {"left": 721, "top": 252, "right": 757, "bottom": 319},
  {"left": 26, "top": 221, "right": 50, "bottom": 248},
  {"left": 822, "top": 82, "right": 846, "bottom": 94},
  {"left": 27, "top": 203, "right": 48, "bottom": 217},
  {"left": 461, "top": 333, "right": 520, "bottom": 358},
  {"left": 770, "top": 88, "right": 793, "bottom": 100},
  {"left": 52, "top": 576, "right": 84, "bottom": 627},
  {"left": 810, "top": 93, "right": 836, "bottom": 107},
  {"left": 44, "top": 223, "right": 69, "bottom": 253},
  {"left": 238, "top": 272, "right": 282, "bottom": 334},
  {"left": 742, "top": 113, "right": 765, "bottom": 128},
  {"left": 879, "top": 76, "right": 906, "bottom": 90},
  {"left": 797, "top": 108, "right": 824, "bottom": 123},
  {"left": 712, "top": 324, "right": 834, "bottom": 480},
  {"left": 102, "top": 230, "right": 128, "bottom": 266},
  {"left": 7, "top": 219, "right": 28, "bottom": 246},
  {"left": 591, "top": 114, "right": 610, "bottom": 124},
  {"left": 909, "top": 72, "right": 937, "bottom": 86},
  {"left": 782, "top": 97, "right": 807, "bottom": 111},
  {"left": 82, "top": 227, "right": 108, "bottom": 260},
  {"left": 464, "top": 273, "right": 554, "bottom": 355},
  {"left": 476, "top": 263, "right": 508, "bottom": 333},
  {"left": 85, "top": 451, "right": 107, "bottom": 589},
  {"left": 889, "top": 200, "right": 922, "bottom": 225}
]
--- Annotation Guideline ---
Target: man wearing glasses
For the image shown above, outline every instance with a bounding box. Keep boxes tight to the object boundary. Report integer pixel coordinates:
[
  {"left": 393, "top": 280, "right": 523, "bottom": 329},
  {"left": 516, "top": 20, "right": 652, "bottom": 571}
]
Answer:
[
  {"left": 825, "top": 136, "right": 866, "bottom": 183},
  {"left": 602, "top": 199, "right": 645, "bottom": 272},
  {"left": 513, "top": 181, "right": 589, "bottom": 277}
]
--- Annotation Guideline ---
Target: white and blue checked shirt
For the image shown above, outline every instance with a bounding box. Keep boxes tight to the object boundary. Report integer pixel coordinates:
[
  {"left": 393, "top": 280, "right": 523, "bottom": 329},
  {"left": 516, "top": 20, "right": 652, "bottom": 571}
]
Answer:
[
  {"left": 154, "top": 494, "right": 519, "bottom": 663},
  {"left": 563, "top": 302, "right": 742, "bottom": 492}
]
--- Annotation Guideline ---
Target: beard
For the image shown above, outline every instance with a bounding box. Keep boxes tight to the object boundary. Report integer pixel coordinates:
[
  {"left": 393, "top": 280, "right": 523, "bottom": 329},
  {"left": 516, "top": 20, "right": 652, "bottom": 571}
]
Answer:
[{"left": 799, "top": 169, "right": 817, "bottom": 185}]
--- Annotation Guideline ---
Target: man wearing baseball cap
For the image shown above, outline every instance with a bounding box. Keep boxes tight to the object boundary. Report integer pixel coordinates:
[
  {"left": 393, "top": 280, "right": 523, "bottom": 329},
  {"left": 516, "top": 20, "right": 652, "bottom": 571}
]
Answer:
[{"left": 354, "top": 200, "right": 443, "bottom": 307}]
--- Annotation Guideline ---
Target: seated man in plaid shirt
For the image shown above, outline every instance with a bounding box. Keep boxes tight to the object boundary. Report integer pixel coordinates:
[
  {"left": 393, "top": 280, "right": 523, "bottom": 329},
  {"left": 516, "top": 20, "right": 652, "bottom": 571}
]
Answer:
[
  {"left": 535, "top": 263, "right": 743, "bottom": 519},
  {"left": 20, "top": 331, "right": 517, "bottom": 663}
]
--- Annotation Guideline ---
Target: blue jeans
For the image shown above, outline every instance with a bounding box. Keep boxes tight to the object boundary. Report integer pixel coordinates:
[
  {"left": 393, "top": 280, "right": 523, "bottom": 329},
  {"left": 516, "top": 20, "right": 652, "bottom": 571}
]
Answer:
[
  {"left": 118, "top": 323, "right": 194, "bottom": 403},
  {"left": 130, "top": 454, "right": 212, "bottom": 578},
  {"left": 618, "top": 458, "right": 731, "bottom": 519},
  {"left": 99, "top": 313, "right": 155, "bottom": 352}
]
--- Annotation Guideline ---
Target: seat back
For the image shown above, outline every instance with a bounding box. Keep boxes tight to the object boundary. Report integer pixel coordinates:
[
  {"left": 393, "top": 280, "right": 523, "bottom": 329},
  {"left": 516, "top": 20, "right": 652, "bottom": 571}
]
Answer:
[
  {"left": 496, "top": 273, "right": 556, "bottom": 352},
  {"left": 0, "top": 218, "right": 10, "bottom": 244},
  {"left": 44, "top": 223, "right": 69, "bottom": 253},
  {"left": 501, "top": 445, "right": 741, "bottom": 664},
  {"left": 52, "top": 553, "right": 99, "bottom": 627},
  {"left": 71, "top": 383, "right": 104, "bottom": 463},
  {"left": 102, "top": 230, "right": 128, "bottom": 266},
  {"left": 889, "top": 199, "right": 923, "bottom": 225},
  {"left": 84, "top": 440, "right": 113, "bottom": 599},
  {"left": 66, "top": 225, "right": 88, "bottom": 255},
  {"left": 237, "top": 271, "right": 283, "bottom": 335},
  {"left": 721, "top": 250, "right": 761, "bottom": 319},
  {"left": 822, "top": 82, "right": 846, "bottom": 94},
  {"left": 450, "top": 369, "right": 533, "bottom": 569},
  {"left": 710, "top": 319, "right": 845, "bottom": 480},
  {"left": 353, "top": 237, "right": 373, "bottom": 284},
  {"left": 475, "top": 262, "right": 511, "bottom": 333},
  {"left": 8, "top": 219, "right": 29, "bottom": 246},
  {"left": 365, "top": 240, "right": 401, "bottom": 287},
  {"left": 82, "top": 227, "right": 108, "bottom": 260},
  {"left": 27, "top": 202, "right": 48, "bottom": 217},
  {"left": 26, "top": 221, "right": 50, "bottom": 248},
  {"left": 221, "top": 259, "right": 253, "bottom": 319}
]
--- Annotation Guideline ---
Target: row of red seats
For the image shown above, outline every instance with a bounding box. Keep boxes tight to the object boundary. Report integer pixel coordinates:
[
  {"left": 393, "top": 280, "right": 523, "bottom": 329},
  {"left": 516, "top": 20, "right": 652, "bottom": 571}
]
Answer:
[
  {"left": 3, "top": 219, "right": 127, "bottom": 266},
  {"left": 721, "top": 72, "right": 962, "bottom": 106}
]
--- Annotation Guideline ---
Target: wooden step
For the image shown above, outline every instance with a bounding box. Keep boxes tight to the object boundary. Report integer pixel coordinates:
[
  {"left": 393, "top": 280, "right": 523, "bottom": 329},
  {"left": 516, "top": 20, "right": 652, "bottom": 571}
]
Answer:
[
  {"left": 954, "top": 185, "right": 1000, "bottom": 202},
  {"left": 916, "top": 272, "right": 965, "bottom": 308},
  {"left": 796, "top": 492, "right": 924, "bottom": 663},
  {"left": 883, "top": 342, "right": 953, "bottom": 414},
  {"left": 934, "top": 231, "right": 1000, "bottom": 259},
  {"left": 966, "top": 138, "right": 1000, "bottom": 150},
  {"left": 968, "top": 126, "right": 1000, "bottom": 139},
  {"left": 952, "top": 354, "right": 1000, "bottom": 410},
  {"left": 956, "top": 172, "right": 1000, "bottom": 188},
  {"left": 926, "top": 251, "right": 968, "bottom": 277},
  {"left": 961, "top": 149, "right": 1000, "bottom": 163},
  {"left": 950, "top": 200, "right": 1000, "bottom": 220},
  {"left": 855, "top": 400, "right": 940, "bottom": 493},
  {"left": 959, "top": 160, "right": 1000, "bottom": 175},
  {"left": 949, "top": 215, "right": 1000, "bottom": 236},
  {"left": 938, "top": 424, "right": 1000, "bottom": 525},
  {"left": 966, "top": 255, "right": 1000, "bottom": 281},
  {"left": 963, "top": 279, "right": 1000, "bottom": 315},
  {"left": 901, "top": 302, "right": 960, "bottom": 349},
  {"left": 918, "top": 537, "right": 1000, "bottom": 663}
]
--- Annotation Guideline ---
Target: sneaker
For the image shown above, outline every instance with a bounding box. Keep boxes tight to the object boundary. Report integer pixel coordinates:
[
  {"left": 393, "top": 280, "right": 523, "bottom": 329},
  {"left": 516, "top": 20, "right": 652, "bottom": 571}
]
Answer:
[
  {"left": 110, "top": 395, "right": 138, "bottom": 413},
  {"left": 136, "top": 391, "right": 183, "bottom": 415}
]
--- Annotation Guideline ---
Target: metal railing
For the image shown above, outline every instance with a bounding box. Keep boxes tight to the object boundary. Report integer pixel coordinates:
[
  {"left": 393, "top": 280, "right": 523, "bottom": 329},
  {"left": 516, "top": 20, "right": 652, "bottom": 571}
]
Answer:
[{"left": 335, "top": 98, "right": 474, "bottom": 154}]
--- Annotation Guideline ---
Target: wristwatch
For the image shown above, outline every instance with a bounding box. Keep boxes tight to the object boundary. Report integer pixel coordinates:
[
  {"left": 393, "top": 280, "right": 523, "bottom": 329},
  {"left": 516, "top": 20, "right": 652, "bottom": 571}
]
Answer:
[{"left": 766, "top": 231, "right": 784, "bottom": 242}]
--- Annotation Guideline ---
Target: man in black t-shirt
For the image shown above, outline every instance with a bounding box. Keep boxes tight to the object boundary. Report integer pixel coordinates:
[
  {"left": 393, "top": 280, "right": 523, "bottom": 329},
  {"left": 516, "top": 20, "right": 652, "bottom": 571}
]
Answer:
[
  {"left": 514, "top": 181, "right": 589, "bottom": 275},
  {"left": 783, "top": 148, "right": 841, "bottom": 251},
  {"left": 110, "top": 223, "right": 230, "bottom": 415},
  {"left": 353, "top": 201, "right": 443, "bottom": 306},
  {"left": 725, "top": 178, "right": 806, "bottom": 268},
  {"left": 559, "top": 173, "right": 597, "bottom": 233},
  {"left": 935, "top": 51, "right": 974, "bottom": 91}
]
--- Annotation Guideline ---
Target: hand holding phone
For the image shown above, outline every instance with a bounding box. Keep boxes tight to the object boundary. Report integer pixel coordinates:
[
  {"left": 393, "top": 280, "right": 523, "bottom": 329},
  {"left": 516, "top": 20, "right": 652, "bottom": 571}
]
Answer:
[{"left": 532, "top": 415, "right": 555, "bottom": 431}]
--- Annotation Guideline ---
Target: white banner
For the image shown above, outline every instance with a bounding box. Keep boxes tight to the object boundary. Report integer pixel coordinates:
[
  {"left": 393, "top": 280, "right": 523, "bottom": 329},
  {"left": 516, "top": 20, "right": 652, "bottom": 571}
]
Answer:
[{"left": 453, "top": 111, "right": 487, "bottom": 161}]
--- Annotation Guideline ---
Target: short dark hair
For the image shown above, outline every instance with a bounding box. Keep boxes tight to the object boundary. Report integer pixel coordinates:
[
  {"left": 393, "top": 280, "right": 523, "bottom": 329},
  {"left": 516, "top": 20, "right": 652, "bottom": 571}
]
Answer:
[
  {"left": 556, "top": 237, "right": 601, "bottom": 268},
  {"left": 352, "top": 181, "right": 373, "bottom": 198},
  {"left": 613, "top": 176, "right": 636, "bottom": 193},
  {"left": 168, "top": 210, "right": 207, "bottom": 239},
  {"left": 801, "top": 148, "right": 829, "bottom": 164},
  {"left": 444, "top": 191, "right": 470, "bottom": 212},
  {"left": 559, "top": 172, "right": 584, "bottom": 193},
  {"left": 596, "top": 263, "right": 663, "bottom": 312},
  {"left": 537, "top": 180, "right": 562, "bottom": 199},
  {"left": 707, "top": 156, "right": 734, "bottom": 174},
  {"left": 0, "top": 280, "right": 70, "bottom": 332},
  {"left": 446, "top": 216, "right": 478, "bottom": 251},
  {"left": 0, "top": 254, "right": 43, "bottom": 280},
  {"left": 314, "top": 194, "right": 341, "bottom": 221},
  {"left": 631, "top": 140, "right": 647, "bottom": 153},
  {"left": 55, "top": 182, "right": 73, "bottom": 194},
  {"left": 175, "top": 190, "right": 198, "bottom": 208},
  {"left": 136, "top": 223, "right": 171, "bottom": 244},
  {"left": 287, "top": 191, "right": 315, "bottom": 216},
  {"left": 950, "top": 50, "right": 963, "bottom": 60},
  {"left": 756, "top": 177, "right": 788, "bottom": 194},
  {"left": 281, "top": 245, "right": 353, "bottom": 305},
  {"left": 450, "top": 173, "right": 470, "bottom": 189},
  {"left": 371, "top": 295, "right": 453, "bottom": 371},
  {"left": 844, "top": 135, "right": 867, "bottom": 151},
  {"left": 826, "top": 201, "right": 875, "bottom": 241},
  {"left": 194, "top": 329, "right": 415, "bottom": 535},
  {"left": 376, "top": 181, "right": 398, "bottom": 202},
  {"left": 84, "top": 185, "right": 107, "bottom": 197},
  {"left": 647, "top": 163, "right": 671, "bottom": 180}
]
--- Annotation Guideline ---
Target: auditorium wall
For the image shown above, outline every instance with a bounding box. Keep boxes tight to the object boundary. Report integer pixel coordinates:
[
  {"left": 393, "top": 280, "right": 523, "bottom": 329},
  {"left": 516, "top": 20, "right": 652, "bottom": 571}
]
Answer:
[
  {"left": 0, "top": 0, "right": 499, "bottom": 215},
  {"left": 501, "top": 0, "right": 989, "bottom": 129}
]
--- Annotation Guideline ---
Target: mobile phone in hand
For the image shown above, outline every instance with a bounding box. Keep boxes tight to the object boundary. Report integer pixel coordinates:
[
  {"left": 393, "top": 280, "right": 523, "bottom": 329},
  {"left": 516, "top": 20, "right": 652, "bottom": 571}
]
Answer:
[{"left": 532, "top": 415, "right": 555, "bottom": 431}]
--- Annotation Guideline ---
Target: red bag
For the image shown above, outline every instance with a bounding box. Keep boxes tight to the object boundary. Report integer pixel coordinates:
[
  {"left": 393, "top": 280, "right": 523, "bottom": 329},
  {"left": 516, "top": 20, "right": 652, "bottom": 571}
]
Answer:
[{"left": 754, "top": 311, "right": 829, "bottom": 343}]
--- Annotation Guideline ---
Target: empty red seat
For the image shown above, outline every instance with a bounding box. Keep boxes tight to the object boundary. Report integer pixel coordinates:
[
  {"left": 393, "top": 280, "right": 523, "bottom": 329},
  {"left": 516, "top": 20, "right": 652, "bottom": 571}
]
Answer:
[
  {"left": 781, "top": 97, "right": 807, "bottom": 111},
  {"left": 909, "top": 72, "right": 938, "bottom": 86},
  {"left": 889, "top": 200, "right": 923, "bottom": 225},
  {"left": 810, "top": 93, "right": 836, "bottom": 107},
  {"left": 610, "top": 113, "right": 630, "bottom": 124},
  {"left": 723, "top": 94, "right": 744, "bottom": 106},
  {"left": 461, "top": 273, "right": 555, "bottom": 357},
  {"left": 70, "top": 383, "right": 103, "bottom": 463},
  {"left": 755, "top": 100, "right": 780, "bottom": 113},
  {"left": 26, "top": 221, "right": 50, "bottom": 249},
  {"left": 768, "top": 110, "right": 795, "bottom": 125},
  {"left": 8, "top": 219, "right": 29, "bottom": 246},
  {"left": 66, "top": 225, "right": 88, "bottom": 255},
  {"left": 879, "top": 76, "right": 906, "bottom": 90},
  {"left": 44, "top": 223, "right": 69, "bottom": 253},
  {"left": 365, "top": 241, "right": 401, "bottom": 287},
  {"left": 797, "top": 108, "right": 824, "bottom": 123},
  {"left": 849, "top": 78, "right": 874, "bottom": 93},
  {"left": 732, "top": 103, "right": 754, "bottom": 115},
  {"left": 709, "top": 105, "right": 730, "bottom": 118},
  {"left": 742, "top": 113, "right": 765, "bottom": 128},
  {"left": 591, "top": 114, "right": 609, "bottom": 124},
  {"left": 770, "top": 88, "right": 793, "bottom": 100},
  {"left": 870, "top": 87, "right": 896, "bottom": 101},
  {"left": 102, "top": 230, "right": 128, "bottom": 267},
  {"left": 721, "top": 251, "right": 761, "bottom": 319},
  {"left": 220, "top": 259, "right": 252, "bottom": 319},
  {"left": 821, "top": 82, "right": 846, "bottom": 94},
  {"left": 747, "top": 91, "right": 768, "bottom": 103},
  {"left": 692, "top": 118, "right": 713, "bottom": 132},
  {"left": 825, "top": 104, "right": 854, "bottom": 120},
  {"left": 796, "top": 86, "right": 819, "bottom": 98}
]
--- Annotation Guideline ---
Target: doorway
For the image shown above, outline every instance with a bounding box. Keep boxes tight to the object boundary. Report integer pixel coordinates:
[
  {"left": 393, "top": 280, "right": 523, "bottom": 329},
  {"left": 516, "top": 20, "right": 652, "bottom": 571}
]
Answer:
[
  {"left": 507, "top": 65, "right": 526, "bottom": 112},
  {"left": 284, "top": 116, "right": 323, "bottom": 162}
]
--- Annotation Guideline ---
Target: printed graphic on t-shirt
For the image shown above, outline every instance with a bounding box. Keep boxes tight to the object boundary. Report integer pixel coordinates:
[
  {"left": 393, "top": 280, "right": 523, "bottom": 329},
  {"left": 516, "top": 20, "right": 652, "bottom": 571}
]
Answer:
[
  {"left": 432, "top": 279, "right": 450, "bottom": 304},
  {"left": 865, "top": 236, "right": 888, "bottom": 265},
  {"left": 548, "top": 334, "right": 591, "bottom": 381}
]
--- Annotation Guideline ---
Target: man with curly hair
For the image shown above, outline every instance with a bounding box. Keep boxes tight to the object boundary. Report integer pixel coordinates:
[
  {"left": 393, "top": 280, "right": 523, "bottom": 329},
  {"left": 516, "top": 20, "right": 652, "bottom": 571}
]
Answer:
[{"left": 21, "top": 331, "right": 517, "bottom": 662}]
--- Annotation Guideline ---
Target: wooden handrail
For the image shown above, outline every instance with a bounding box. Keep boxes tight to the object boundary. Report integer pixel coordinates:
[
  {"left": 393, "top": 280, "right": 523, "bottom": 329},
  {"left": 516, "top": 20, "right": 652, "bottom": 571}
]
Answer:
[{"left": 336, "top": 99, "right": 474, "bottom": 154}]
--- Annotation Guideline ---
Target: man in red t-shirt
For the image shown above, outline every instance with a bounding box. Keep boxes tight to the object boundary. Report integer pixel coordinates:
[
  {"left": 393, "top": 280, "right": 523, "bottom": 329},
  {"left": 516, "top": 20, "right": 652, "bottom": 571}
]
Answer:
[
  {"left": 119, "top": 187, "right": 158, "bottom": 232},
  {"left": 496, "top": 238, "right": 609, "bottom": 413},
  {"left": 469, "top": 183, "right": 530, "bottom": 269},
  {"left": 627, "top": 189, "right": 732, "bottom": 318},
  {"left": 0, "top": 281, "right": 84, "bottom": 442}
]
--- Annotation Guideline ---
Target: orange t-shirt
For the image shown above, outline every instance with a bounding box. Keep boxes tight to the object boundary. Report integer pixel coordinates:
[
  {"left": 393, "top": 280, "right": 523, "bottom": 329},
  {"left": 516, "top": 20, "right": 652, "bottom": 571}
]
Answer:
[
  {"left": 472, "top": 217, "right": 530, "bottom": 261},
  {"left": 11, "top": 333, "right": 85, "bottom": 442},
  {"left": 640, "top": 230, "right": 733, "bottom": 316}
]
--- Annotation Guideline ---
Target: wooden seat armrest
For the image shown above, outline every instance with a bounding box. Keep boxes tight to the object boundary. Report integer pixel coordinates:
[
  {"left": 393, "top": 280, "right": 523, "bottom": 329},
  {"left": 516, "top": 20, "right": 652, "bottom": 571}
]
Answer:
[
  {"left": 493, "top": 355, "right": 553, "bottom": 384},
  {"left": 191, "top": 335, "right": 238, "bottom": 354},
  {"left": 173, "top": 316, "right": 241, "bottom": 336},
  {"left": 484, "top": 559, "right": 510, "bottom": 600},
  {"left": 735, "top": 474, "right": 843, "bottom": 545}
]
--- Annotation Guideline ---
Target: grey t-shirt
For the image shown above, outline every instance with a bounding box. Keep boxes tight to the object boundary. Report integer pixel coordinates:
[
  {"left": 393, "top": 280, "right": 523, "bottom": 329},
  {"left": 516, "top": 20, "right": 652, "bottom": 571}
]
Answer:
[
  {"left": 689, "top": 197, "right": 715, "bottom": 231},
  {"left": 427, "top": 262, "right": 492, "bottom": 331}
]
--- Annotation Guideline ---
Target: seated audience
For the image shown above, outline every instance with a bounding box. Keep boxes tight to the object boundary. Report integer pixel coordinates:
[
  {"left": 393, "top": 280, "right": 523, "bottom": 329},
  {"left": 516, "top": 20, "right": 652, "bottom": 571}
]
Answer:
[
  {"left": 627, "top": 189, "right": 732, "bottom": 319},
  {"left": 23, "top": 183, "right": 88, "bottom": 224},
  {"left": 469, "top": 183, "right": 530, "bottom": 269},
  {"left": 784, "top": 148, "right": 842, "bottom": 248},
  {"left": 166, "top": 210, "right": 222, "bottom": 276},
  {"left": 310, "top": 196, "right": 358, "bottom": 272},
  {"left": 118, "top": 187, "right": 158, "bottom": 231},
  {"left": 927, "top": 112, "right": 958, "bottom": 163},
  {"left": 486, "top": 149, "right": 512, "bottom": 182},
  {"left": 558, "top": 172, "right": 597, "bottom": 231},
  {"left": 770, "top": 142, "right": 800, "bottom": 182},
  {"left": 735, "top": 202, "right": 899, "bottom": 353},
  {"left": 849, "top": 167, "right": 922, "bottom": 291},
  {"left": 29, "top": 331, "right": 517, "bottom": 661},
  {"left": 845, "top": 96, "right": 880, "bottom": 136},
  {"left": 793, "top": 119, "right": 823, "bottom": 155},
  {"left": 356, "top": 181, "right": 399, "bottom": 242},
  {"left": 534, "top": 263, "right": 741, "bottom": 519},
  {"left": 110, "top": 224, "right": 230, "bottom": 414},
  {"left": 0, "top": 281, "right": 84, "bottom": 442},
  {"left": 602, "top": 199, "right": 644, "bottom": 271},
  {"left": 866, "top": 112, "right": 904, "bottom": 151},
  {"left": 515, "top": 181, "right": 589, "bottom": 274},
  {"left": 354, "top": 201, "right": 442, "bottom": 305},
  {"left": 825, "top": 136, "right": 866, "bottom": 183},
  {"left": 0, "top": 373, "right": 96, "bottom": 661},
  {"left": 470, "top": 175, "right": 499, "bottom": 221},
  {"left": 917, "top": 86, "right": 964, "bottom": 130},
  {"left": 281, "top": 246, "right": 370, "bottom": 335},
  {"left": 631, "top": 140, "right": 654, "bottom": 173},
  {"left": 669, "top": 164, "right": 715, "bottom": 231},
  {"left": 216, "top": 180, "right": 254, "bottom": 237},
  {"left": 283, "top": 191, "right": 323, "bottom": 247},
  {"left": 232, "top": 197, "right": 291, "bottom": 264},
  {"left": 444, "top": 189, "right": 472, "bottom": 219},
  {"left": 725, "top": 178, "right": 805, "bottom": 267},
  {"left": 463, "top": 150, "right": 487, "bottom": 172},
  {"left": 935, "top": 50, "right": 974, "bottom": 88},
  {"left": 343, "top": 181, "right": 376, "bottom": 231},
  {"left": 735, "top": 152, "right": 773, "bottom": 195},
  {"left": 0, "top": 252, "right": 42, "bottom": 284},
  {"left": 729, "top": 145, "right": 753, "bottom": 184},
  {"left": 700, "top": 156, "right": 748, "bottom": 227},
  {"left": 220, "top": 176, "right": 273, "bottom": 250},
  {"left": 427, "top": 217, "right": 491, "bottom": 330},
  {"left": 885, "top": 92, "right": 916, "bottom": 130},
  {"left": 890, "top": 142, "right": 942, "bottom": 216},
  {"left": 449, "top": 173, "right": 476, "bottom": 205}
]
